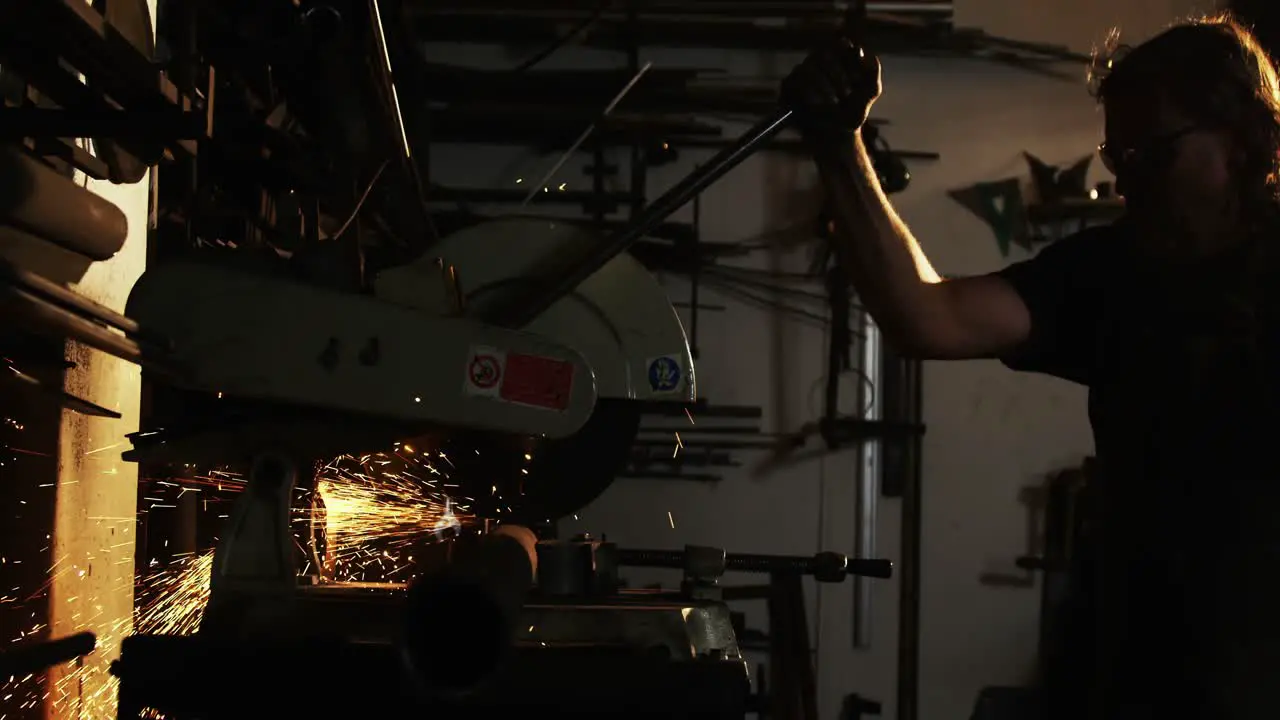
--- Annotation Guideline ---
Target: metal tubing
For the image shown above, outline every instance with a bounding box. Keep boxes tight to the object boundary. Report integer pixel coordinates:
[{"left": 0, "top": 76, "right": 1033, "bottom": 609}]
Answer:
[
  {"left": 618, "top": 547, "right": 893, "bottom": 579},
  {"left": 0, "top": 258, "right": 151, "bottom": 338},
  {"left": 895, "top": 358, "right": 924, "bottom": 720},
  {"left": 402, "top": 525, "right": 538, "bottom": 696},
  {"left": 483, "top": 108, "right": 794, "bottom": 328},
  {"left": 853, "top": 312, "right": 882, "bottom": 648},
  {"left": 0, "top": 146, "right": 128, "bottom": 260},
  {"left": 418, "top": 2, "right": 952, "bottom": 16},
  {"left": 0, "top": 284, "right": 155, "bottom": 368}
]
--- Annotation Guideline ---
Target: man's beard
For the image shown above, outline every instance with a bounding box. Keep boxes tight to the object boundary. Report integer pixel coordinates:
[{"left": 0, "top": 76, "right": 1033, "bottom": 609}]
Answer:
[{"left": 1131, "top": 206, "right": 1240, "bottom": 264}]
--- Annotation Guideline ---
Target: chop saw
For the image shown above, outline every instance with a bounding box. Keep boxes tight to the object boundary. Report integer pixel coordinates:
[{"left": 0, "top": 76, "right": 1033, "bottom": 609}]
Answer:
[
  {"left": 121, "top": 210, "right": 696, "bottom": 625},
  {"left": 109, "top": 89, "right": 828, "bottom": 714},
  {"left": 106, "top": 0, "right": 889, "bottom": 715}
]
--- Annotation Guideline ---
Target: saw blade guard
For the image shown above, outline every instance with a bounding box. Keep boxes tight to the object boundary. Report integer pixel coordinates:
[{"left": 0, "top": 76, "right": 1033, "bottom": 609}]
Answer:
[
  {"left": 125, "top": 259, "right": 598, "bottom": 441},
  {"left": 376, "top": 217, "right": 696, "bottom": 404}
]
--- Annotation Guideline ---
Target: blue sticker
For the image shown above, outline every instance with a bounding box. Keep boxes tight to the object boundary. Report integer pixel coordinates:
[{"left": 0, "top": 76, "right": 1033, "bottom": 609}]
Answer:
[{"left": 647, "top": 356, "right": 682, "bottom": 393}]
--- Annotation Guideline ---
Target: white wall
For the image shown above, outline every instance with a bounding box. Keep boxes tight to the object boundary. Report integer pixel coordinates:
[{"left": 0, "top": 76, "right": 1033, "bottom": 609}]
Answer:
[
  {"left": 957, "top": 0, "right": 1218, "bottom": 54},
  {"left": 881, "top": 59, "right": 1100, "bottom": 720},
  {"left": 426, "top": 3, "right": 1214, "bottom": 717}
]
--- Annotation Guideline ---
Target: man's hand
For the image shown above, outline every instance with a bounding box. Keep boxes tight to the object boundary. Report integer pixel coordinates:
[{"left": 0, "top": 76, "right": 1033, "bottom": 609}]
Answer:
[{"left": 782, "top": 37, "right": 882, "bottom": 138}]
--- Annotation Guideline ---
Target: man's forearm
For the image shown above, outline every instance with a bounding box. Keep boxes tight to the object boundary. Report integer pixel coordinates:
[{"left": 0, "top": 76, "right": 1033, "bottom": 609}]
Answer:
[{"left": 812, "top": 133, "right": 944, "bottom": 351}]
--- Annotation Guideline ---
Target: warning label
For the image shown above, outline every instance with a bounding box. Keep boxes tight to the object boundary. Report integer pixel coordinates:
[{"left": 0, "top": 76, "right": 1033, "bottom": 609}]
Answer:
[
  {"left": 500, "top": 352, "right": 574, "bottom": 411},
  {"left": 463, "top": 346, "right": 575, "bottom": 411},
  {"left": 464, "top": 347, "right": 505, "bottom": 398}
]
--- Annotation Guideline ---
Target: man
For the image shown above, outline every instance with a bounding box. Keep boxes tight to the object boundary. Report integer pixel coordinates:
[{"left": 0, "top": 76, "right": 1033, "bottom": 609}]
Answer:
[{"left": 784, "top": 12, "right": 1280, "bottom": 719}]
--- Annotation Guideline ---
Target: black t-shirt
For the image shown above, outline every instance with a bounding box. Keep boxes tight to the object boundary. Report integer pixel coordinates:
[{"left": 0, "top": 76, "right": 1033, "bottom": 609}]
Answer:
[{"left": 995, "top": 223, "right": 1280, "bottom": 717}]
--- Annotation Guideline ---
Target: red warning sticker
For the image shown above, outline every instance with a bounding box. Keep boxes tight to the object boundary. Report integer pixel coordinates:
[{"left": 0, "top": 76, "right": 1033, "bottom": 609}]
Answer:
[{"left": 499, "top": 352, "right": 575, "bottom": 411}]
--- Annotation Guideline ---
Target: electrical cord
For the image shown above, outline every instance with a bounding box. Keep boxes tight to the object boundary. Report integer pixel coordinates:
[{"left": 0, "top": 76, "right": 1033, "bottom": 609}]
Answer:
[
  {"left": 709, "top": 263, "right": 827, "bottom": 283},
  {"left": 705, "top": 273, "right": 868, "bottom": 341},
  {"left": 698, "top": 277, "right": 831, "bottom": 326},
  {"left": 720, "top": 216, "right": 824, "bottom": 253},
  {"left": 808, "top": 371, "right": 876, "bottom": 419},
  {"left": 702, "top": 265, "right": 858, "bottom": 308},
  {"left": 684, "top": 265, "right": 881, "bottom": 423},
  {"left": 668, "top": 263, "right": 869, "bottom": 330},
  {"left": 659, "top": 266, "right": 855, "bottom": 327}
]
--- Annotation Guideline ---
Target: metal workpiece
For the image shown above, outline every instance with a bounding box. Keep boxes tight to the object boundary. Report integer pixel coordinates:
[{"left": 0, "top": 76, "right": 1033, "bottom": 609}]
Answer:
[
  {"left": 0, "top": 146, "right": 129, "bottom": 261},
  {"left": 535, "top": 538, "right": 597, "bottom": 596},
  {"left": 402, "top": 525, "right": 539, "bottom": 697},
  {"left": 536, "top": 535, "right": 622, "bottom": 596},
  {"left": 617, "top": 546, "right": 894, "bottom": 581}
]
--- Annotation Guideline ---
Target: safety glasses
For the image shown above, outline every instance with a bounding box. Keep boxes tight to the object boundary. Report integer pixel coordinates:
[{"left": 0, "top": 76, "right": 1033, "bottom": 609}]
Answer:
[{"left": 1098, "top": 125, "right": 1200, "bottom": 177}]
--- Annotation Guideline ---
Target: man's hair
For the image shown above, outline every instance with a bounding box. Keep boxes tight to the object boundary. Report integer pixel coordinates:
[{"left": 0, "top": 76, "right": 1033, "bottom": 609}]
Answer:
[{"left": 1090, "top": 12, "right": 1280, "bottom": 217}]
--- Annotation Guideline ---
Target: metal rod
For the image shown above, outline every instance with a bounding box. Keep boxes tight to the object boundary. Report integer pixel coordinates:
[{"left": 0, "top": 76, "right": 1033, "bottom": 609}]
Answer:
[
  {"left": 482, "top": 108, "right": 795, "bottom": 327},
  {"left": 618, "top": 548, "right": 893, "bottom": 579},
  {"left": 417, "top": 2, "right": 953, "bottom": 16},
  {"left": 0, "top": 145, "right": 128, "bottom": 261},
  {"left": 518, "top": 62, "right": 653, "bottom": 207},
  {"left": 689, "top": 170, "right": 702, "bottom": 359},
  {"left": 895, "top": 357, "right": 924, "bottom": 720},
  {"left": 853, "top": 312, "right": 882, "bottom": 648}
]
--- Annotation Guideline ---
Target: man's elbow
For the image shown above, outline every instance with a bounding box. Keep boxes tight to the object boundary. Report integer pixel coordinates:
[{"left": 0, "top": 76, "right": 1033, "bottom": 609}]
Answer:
[
  {"left": 878, "top": 317, "right": 994, "bottom": 361},
  {"left": 877, "top": 277, "right": 1028, "bottom": 361},
  {"left": 875, "top": 322, "right": 943, "bottom": 360},
  {"left": 881, "top": 333, "right": 945, "bottom": 360}
]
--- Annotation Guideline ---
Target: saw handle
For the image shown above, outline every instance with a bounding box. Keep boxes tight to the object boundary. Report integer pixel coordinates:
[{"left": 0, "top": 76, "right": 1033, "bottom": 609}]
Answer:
[{"left": 780, "top": 0, "right": 881, "bottom": 139}]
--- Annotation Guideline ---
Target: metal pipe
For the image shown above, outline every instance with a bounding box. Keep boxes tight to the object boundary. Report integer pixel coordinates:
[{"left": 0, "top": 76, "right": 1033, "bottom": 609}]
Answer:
[
  {"left": 402, "top": 525, "right": 538, "bottom": 696},
  {"left": 481, "top": 109, "right": 794, "bottom": 328},
  {"left": 895, "top": 358, "right": 924, "bottom": 720},
  {"left": 418, "top": 2, "right": 952, "bottom": 16},
  {"left": 852, "top": 312, "right": 882, "bottom": 648},
  {"left": 859, "top": 1, "right": 951, "bottom": 12},
  {"left": 0, "top": 146, "right": 128, "bottom": 261},
  {"left": 618, "top": 547, "right": 893, "bottom": 579}
]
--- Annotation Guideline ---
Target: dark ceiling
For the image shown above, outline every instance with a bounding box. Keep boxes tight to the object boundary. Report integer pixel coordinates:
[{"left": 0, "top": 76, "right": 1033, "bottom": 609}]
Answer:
[{"left": 405, "top": 0, "right": 1087, "bottom": 65}]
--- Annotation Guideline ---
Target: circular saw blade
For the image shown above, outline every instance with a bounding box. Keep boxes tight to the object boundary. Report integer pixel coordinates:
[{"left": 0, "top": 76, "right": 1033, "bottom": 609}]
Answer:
[{"left": 424, "top": 399, "right": 641, "bottom": 523}]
